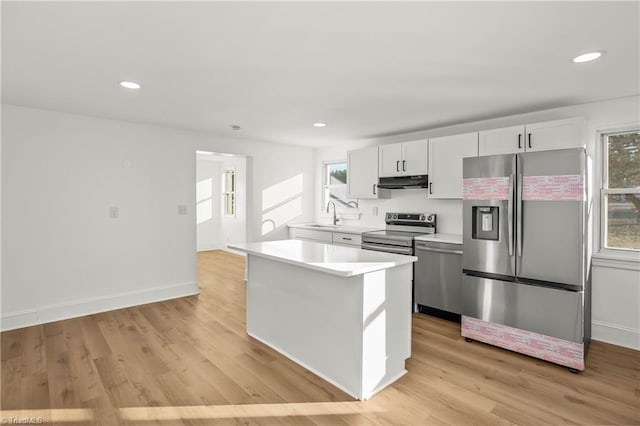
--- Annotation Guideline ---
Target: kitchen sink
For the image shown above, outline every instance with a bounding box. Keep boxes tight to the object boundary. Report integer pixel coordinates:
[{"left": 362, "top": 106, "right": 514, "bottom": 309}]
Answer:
[{"left": 305, "top": 224, "right": 340, "bottom": 229}]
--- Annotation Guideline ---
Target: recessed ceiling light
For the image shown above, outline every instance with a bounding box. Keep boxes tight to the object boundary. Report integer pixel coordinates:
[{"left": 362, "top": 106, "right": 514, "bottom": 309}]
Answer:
[
  {"left": 313, "top": 122, "right": 327, "bottom": 128},
  {"left": 120, "top": 81, "right": 141, "bottom": 89},
  {"left": 572, "top": 51, "right": 604, "bottom": 63},
  {"left": 231, "top": 125, "right": 241, "bottom": 131}
]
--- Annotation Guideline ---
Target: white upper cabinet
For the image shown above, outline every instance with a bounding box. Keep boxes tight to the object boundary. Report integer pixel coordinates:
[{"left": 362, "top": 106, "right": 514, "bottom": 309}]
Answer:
[
  {"left": 478, "top": 125, "right": 526, "bottom": 156},
  {"left": 378, "top": 139, "right": 428, "bottom": 177},
  {"left": 479, "top": 118, "right": 584, "bottom": 156},
  {"left": 524, "top": 118, "right": 584, "bottom": 152},
  {"left": 402, "top": 140, "right": 429, "bottom": 175},
  {"left": 428, "top": 132, "right": 478, "bottom": 199},
  {"left": 379, "top": 143, "right": 404, "bottom": 177},
  {"left": 347, "top": 146, "right": 389, "bottom": 199}
]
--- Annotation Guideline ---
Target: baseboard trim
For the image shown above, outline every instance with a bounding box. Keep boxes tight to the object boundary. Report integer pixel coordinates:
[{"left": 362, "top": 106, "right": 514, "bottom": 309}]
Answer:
[
  {"left": 0, "top": 281, "right": 199, "bottom": 332},
  {"left": 592, "top": 320, "right": 640, "bottom": 351}
]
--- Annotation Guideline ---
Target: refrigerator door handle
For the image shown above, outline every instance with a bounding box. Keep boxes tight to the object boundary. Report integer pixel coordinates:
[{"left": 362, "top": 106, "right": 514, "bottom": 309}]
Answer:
[
  {"left": 508, "top": 174, "right": 514, "bottom": 256},
  {"left": 517, "top": 173, "right": 523, "bottom": 257}
]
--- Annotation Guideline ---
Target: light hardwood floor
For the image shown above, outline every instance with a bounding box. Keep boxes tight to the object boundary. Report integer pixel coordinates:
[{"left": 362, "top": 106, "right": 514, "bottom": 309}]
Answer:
[{"left": 1, "top": 250, "right": 639, "bottom": 425}]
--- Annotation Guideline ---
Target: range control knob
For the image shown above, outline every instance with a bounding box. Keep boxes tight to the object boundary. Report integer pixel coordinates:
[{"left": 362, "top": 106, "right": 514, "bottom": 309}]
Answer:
[
  {"left": 386, "top": 213, "right": 392, "bottom": 220},
  {"left": 420, "top": 215, "right": 426, "bottom": 221},
  {"left": 427, "top": 215, "right": 434, "bottom": 222},
  {"left": 393, "top": 214, "right": 398, "bottom": 220}
]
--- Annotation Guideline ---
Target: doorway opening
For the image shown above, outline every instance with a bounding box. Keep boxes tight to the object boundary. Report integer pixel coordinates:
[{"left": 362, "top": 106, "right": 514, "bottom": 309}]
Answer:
[{"left": 196, "top": 150, "right": 247, "bottom": 252}]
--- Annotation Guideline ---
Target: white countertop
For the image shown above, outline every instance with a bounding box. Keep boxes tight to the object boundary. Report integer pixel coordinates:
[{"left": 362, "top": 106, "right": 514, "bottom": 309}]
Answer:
[
  {"left": 414, "top": 233, "right": 463, "bottom": 245},
  {"left": 287, "top": 223, "right": 383, "bottom": 234},
  {"left": 228, "top": 239, "right": 416, "bottom": 277}
]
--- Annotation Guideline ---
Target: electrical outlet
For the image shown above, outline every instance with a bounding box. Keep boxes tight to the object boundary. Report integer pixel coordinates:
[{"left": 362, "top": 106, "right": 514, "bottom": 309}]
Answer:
[
  {"left": 109, "top": 206, "right": 119, "bottom": 219},
  {"left": 178, "top": 205, "right": 188, "bottom": 215}
]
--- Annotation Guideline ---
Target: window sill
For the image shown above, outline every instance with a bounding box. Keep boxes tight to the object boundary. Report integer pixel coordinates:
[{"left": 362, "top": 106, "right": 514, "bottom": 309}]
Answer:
[{"left": 592, "top": 251, "right": 640, "bottom": 271}]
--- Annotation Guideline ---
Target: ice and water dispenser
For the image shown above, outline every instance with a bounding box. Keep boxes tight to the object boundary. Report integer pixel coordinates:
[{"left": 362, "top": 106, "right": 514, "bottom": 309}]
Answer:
[{"left": 472, "top": 206, "right": 499, "bottom": 241}]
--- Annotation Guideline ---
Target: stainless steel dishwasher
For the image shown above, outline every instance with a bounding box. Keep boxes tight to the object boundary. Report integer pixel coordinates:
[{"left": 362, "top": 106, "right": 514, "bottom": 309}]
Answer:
[{"left": 414, "top": 240, "right": 463, "bottom": 319}]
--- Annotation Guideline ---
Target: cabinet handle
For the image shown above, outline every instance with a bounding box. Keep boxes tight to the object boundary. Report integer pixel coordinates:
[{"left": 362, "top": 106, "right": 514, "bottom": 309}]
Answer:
[
  {"left": 342, "top": 237, "right": 352, "bottom": 241},
  {"left": 402, "top": 160, "right": 406, "bottom": 171},
  {"left": 372, "top": 184, "right": 377, "bottom": 195},
  {"left": 429, "top": 182, "right": 433, "bottom": 195},
  {"left": 518, "top": 134, "right": 522, "bottom": 149},
  {"left": 396, "top": 161, "right": 400, "bottom": 172},
  {"left": 528, "top": 133, "right": 532, "bottom": 149}
]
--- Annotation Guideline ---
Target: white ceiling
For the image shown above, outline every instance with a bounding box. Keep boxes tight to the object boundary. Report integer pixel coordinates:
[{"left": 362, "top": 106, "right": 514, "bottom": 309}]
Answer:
[{"left": 2, "top": 1, "right": 639, "bottom": 147}]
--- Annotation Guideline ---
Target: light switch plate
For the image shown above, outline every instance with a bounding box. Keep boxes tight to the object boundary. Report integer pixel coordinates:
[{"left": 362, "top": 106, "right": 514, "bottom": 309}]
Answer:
[
  {"left": 109, "top": 206, "right": 119, "bottom": 219},
  {"left": 178, "top": 205, "right": 188, "bottom": 215}
]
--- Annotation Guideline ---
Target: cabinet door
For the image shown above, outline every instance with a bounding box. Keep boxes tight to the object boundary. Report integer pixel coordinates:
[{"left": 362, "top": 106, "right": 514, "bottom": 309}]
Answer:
[
  {"left": 289, "top": 228, "right": 332, "bottom": 243},
  {"left": 428, "top": 132, "right": 478, "bottom": 199},
  {"left": 332, "top": 232, "right": 362, "bottom": 247},
  {"left": 379, "top": 143, "right": 403, "bottom": 177},
  {"left": 524, "top": 118, "right": 584, "bottom": 152},
  {"left": 347, "top": 146, "right": 379, "bottom": 199},
  {"left": 402, "top": 139, "right": 428, "bottom": 175},
  {"left": 478, "top": 125, "right": 525, "bottom": 156}
]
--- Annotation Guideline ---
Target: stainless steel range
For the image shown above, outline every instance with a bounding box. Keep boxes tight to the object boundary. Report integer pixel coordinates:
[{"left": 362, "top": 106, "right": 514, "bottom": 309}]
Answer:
[{"left": 361, "top": 212, "right": 436, "bottom": 255}]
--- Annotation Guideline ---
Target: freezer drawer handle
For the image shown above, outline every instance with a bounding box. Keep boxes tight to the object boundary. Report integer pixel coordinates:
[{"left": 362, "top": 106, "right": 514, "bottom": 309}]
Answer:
[{"left": 415, "top": 246, "right": 463, "bottom": 255}]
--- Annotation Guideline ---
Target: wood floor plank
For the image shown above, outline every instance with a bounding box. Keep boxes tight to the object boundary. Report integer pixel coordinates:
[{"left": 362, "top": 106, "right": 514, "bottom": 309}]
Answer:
[{"left": 1, "top": 249, "right": 639, "bottom": 425}]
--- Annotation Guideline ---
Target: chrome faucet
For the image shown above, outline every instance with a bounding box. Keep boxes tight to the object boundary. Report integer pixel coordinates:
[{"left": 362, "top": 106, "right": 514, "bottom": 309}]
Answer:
[{"left": 326, "top": 201, "right": 340, "bottom": 225}]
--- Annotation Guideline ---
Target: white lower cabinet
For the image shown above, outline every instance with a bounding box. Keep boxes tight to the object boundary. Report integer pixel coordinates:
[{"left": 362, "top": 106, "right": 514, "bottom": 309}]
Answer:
[
  {"left": 288, "top": 228, "right": 332, "bottom": 243},
  {"left": 332, "top": 232, "right": 362, "bottom": 247},
  {"left": 428, "top": 132, "right": 478, "bottom": 199},
  {"left": 288, "top": 228, "right": 362, "bottom": 247}
]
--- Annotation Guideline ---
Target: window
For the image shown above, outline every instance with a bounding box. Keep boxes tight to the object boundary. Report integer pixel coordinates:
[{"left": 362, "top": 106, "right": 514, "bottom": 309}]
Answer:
[
  {"left": 224, "top": 170, "right": 236, "bottom": 216},
  {"left": 322, "top": 161, "right": 347, "bottom": 209},
  {"left": 602, "top": 130, "right": 640, "bottom": 251}
]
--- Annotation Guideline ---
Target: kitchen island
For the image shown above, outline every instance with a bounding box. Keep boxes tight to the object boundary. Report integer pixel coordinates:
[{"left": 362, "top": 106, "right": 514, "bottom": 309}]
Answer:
[{"left": 228, "top": 239, "right": 417, "bottom": 400}]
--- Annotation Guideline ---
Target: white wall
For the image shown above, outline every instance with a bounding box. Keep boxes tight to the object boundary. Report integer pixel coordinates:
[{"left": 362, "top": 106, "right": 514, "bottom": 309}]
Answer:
[
  {"left": 1, "top": 104, "right": 315, "bottom": 330},
  {"left": 196, "top": 158, "right": 222, "bottom": 251},
  {"left": 315, "top": 95, "right": 640, "bottom": 350},
  {"left": 196, "top": 154, "right": 247, "bottom": 252}
]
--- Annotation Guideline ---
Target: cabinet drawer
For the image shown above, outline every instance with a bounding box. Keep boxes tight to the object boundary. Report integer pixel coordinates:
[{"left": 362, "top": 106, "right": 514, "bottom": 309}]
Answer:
[
  {"left": 290, "top": 228, "right": 332, "bottom": 243},
  {"left": 332, "top": 232, "right": 362, "bottom": 246}
]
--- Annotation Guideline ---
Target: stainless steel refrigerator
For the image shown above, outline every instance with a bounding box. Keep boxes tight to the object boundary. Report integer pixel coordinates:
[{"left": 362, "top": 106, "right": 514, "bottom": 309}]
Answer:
[{"left": 461, "top": 148, "right": 591, "bottom": 372}]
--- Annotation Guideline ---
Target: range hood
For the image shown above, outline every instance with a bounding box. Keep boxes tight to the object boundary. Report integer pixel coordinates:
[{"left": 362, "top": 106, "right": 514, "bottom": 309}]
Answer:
[{"left": 377, "top": 175, "right": 429, "bottom": 189}]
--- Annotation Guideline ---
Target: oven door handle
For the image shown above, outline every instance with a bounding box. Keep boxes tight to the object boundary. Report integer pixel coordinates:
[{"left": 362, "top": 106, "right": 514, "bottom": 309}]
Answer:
[
  {"left": 415, "top": 245, "right": 463, "bottom": 255},
  {"left": 361, "top": 243, "right": 414, "bottom": 255}
]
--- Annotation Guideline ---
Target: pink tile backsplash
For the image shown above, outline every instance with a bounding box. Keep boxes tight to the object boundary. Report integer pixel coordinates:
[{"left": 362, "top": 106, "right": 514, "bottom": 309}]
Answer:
[
  {"left": 463, "top": 177, "right": 510, "bottom": 200},
  {"left": 461, "top": 316, "right": 585, "bottom": 370},
  {"left": 522, "top": 174, "right": 584, "bottom": 201}
]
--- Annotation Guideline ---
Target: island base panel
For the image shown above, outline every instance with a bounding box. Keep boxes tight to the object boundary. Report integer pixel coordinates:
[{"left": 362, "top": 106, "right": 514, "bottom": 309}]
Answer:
[{"left": 246, "top": 255, "right": 412, "bottom": 400}]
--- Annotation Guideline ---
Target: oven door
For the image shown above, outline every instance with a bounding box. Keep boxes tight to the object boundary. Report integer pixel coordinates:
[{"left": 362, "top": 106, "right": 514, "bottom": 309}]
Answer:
[{"left": 361, "top": 242, "right": 414, "bottom": 256}]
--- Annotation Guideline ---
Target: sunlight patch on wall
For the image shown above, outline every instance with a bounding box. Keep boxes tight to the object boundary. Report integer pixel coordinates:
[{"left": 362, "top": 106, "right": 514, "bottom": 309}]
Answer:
[
  {"left": 262, "top": 197, "right": 302, "bottom": 236},
  {"left": 196, "top": 199, "right": 213, "bottom": 225},
  {"left": 261, "top": 174, "right": 304, "bottom": 236},
  {"left": 196, "top": 178, "right": 213, "bottom": 203},
  {"left": 262, "top": 174, "right": 303, "bottom": 211}
]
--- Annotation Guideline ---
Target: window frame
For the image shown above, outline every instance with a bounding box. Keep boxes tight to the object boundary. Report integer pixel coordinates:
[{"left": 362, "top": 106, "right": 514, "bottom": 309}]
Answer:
[
  {"left": 322, "top": 160, "right": 348, "bottom": 211},
  {"left": 223, "top": 169, "right": 236, "bottom": 217},
  {"left": 599, "top": 126, "right": 640, "bottom": 254}
]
